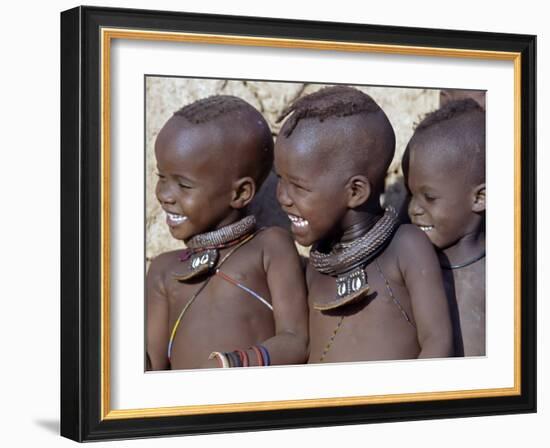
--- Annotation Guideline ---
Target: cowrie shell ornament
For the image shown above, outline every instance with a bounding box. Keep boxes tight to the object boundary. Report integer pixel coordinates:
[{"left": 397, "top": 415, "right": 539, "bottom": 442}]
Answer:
[
  {"left": 173, "top": 249, "right": 219, "bottom": 281},
  {"left": 314, "top": 267, "right": 370, "bottom": 311}
]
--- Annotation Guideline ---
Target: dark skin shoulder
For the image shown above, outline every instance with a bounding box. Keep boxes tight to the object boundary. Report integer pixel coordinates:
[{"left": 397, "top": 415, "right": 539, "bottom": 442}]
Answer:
[
  {"left": 146, "top": 250, "right": 180, "bottom": 371},
  {"left": 388, "top": 224, "right": 453, "bottom": 358}
]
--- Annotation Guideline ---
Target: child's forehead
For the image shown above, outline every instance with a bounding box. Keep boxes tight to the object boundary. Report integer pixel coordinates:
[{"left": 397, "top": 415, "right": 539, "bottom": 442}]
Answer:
[
  {"left": 409, "top": 141, "right": 471, "bottom": 187},
  {"left": 159, "top": 116, "right": 243, "bottom": 151},
  {"left": 286, "top": 114, "right": 374, "bottom": 151},
  {"left": 414, "top": 110, "right": 483, "bottom": 147},
  {"left": 155, "top": 119, "right": 224, "bottom": 165},
  {"left": 276, "top": 127, "right": 333, "bottom": 171},
  {"left": 277, "top": 123, "right": 371, "bottom": 185},
  {"left": 156, "top": 115, "right": 267, "bottom": 176}
]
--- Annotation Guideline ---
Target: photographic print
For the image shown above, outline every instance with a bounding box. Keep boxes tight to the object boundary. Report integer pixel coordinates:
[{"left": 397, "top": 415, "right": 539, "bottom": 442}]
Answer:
[
  {"left": 61, "top": 6, "right": 535, "bottom": 442},
  {"left": 145, "top": 77, "right": 487, "bottom": 372}
]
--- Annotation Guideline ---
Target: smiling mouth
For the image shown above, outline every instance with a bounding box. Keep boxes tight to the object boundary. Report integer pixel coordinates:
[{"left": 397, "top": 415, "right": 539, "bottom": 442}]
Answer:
[
  {"left": 287, "top": 214, "right": 309, "bottom": 228},
  {"left": 417, "top": 224, "right": 434, "bottom": 232},
  {"left": 166, "top": 212, "right": 188, "bottom": 226}
]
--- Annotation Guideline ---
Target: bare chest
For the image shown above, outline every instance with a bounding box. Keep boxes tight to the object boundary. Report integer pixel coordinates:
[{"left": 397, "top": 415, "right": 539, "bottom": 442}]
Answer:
[
  {"left": 164, "top": 256, "right": 275, "bottom": 369},
  {"left": 166, "top": 263, "right": 273, "bottom": 326},
  {"left": 442, "top": 260, "right": 485, "bottom": 319},
  {"left": 307, "top": 262, "right": 419, "bottom": 363},
  {"left": 442, "top": 260, "right": 486, "bottom": 356}
]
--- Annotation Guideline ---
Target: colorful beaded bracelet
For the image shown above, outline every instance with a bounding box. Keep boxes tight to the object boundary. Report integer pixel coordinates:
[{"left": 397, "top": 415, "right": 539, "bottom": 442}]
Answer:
[
  {"left": 258, "top": 345, "right": 271, "bottom": 366},
  {"left": 208, "top": 351, "right": 229, "bottom": 368}
]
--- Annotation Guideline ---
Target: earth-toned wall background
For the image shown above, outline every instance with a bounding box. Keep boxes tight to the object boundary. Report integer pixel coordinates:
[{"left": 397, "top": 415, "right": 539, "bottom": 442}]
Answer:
[{"left": 145, "top": 77, "right": 442, "bottom": 263}]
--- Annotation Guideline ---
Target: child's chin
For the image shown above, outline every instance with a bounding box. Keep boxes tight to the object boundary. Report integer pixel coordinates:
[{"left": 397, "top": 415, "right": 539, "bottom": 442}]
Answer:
[
  {"left": 427, "top": 235, "right": 439, "bottom": 246},
  {"left": 420, "top": 230, "right": 438, "bottom": 247},
  {"left": 168, "top": 226, "right": 190, "bottom": 241},
  {"left": 291, "top": 232, "right": 314, "bottom": 247}
]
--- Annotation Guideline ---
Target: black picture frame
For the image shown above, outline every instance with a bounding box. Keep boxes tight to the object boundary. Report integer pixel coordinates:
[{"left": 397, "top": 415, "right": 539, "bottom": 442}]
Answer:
[{"left": 61, "top": 5, "right": 536, "bottom": 442}]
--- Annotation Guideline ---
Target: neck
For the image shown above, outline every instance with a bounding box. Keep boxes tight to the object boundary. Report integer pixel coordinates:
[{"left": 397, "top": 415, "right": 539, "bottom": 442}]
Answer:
[
  {"left": 185, "top": 209, "right": 245, "bottom": 246},
  {"left": 439, "top": 226, "right": 485, "bottom": 267},
  {"left": 334, "top": 203, "right": 384, "bottom": 245},
  {"left": 213, "top": 209, "right": 244, "bottom": 231}
]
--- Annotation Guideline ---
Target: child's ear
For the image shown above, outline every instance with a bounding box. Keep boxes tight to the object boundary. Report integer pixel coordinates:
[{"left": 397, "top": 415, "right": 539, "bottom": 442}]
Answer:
[
  {"left": 346, "top": 175, "right": 371, "bottom": 208},
  {"left": 230, "top": 177, "right": 256, "bottom": 209},
  {"left": 471, "top": 183, "right": 486, "bottom": 213}
]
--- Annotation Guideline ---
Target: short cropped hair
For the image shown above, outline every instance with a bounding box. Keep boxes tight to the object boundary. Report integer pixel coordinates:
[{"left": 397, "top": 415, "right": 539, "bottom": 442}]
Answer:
[
  {"left": 277, "top": 86, "right": 381, "bottom": 137},
  {"left": 416, "top": 98, "right": 484, "bottom": 132},
  {"left": 174, "top": 95, "right": 254, "bottom": 124},
  {"left": 411, "top": 98, "right": 486, "bottom": 185}
]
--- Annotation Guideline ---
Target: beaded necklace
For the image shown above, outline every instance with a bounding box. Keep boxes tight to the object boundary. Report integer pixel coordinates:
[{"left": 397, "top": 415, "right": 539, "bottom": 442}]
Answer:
[
  {"left": 185, "top": 215, "right": 256, "bottom": 250},
  {"left": 441, "top": 250, "right": 485, "bottom": 270},
  {"left": 172, "top": 216, "right": 256, "bottom": 281},
  {"left": 309, "top": 207, "right": 399, "bottom": 276},
  {"left": 310, "top": 207, "right": 399, "bottom": 311}
]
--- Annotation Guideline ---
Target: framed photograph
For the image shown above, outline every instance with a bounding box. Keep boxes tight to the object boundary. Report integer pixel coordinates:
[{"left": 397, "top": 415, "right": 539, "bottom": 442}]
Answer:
[{"left": 60, "top": 5, "right": 536, "bottom": 442}]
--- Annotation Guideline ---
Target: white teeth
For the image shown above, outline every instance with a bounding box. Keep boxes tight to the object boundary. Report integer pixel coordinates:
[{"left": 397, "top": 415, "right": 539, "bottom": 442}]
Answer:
[
  {"left": 287, "top": 214, "right": 309, "bottom": 228},
  {"left": 419, "top": 225, "right": 434, "bottom": 232},
  {"left": 167, "top": 212, "right": 187, "bottom": 224}
]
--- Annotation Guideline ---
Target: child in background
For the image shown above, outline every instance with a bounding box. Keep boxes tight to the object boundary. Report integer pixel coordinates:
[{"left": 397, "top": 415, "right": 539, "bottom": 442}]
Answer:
[{"left": 403, "top": 98, "right": 486, "bottom": 356}]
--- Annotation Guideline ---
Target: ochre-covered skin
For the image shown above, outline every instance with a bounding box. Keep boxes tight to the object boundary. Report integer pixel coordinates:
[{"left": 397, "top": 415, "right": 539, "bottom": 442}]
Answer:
[
  {"left": 147, "top": 100, "right": 308, "bottom": 371},
  {"left": 275, "top": 92, "right": 453, "bottom": 363}
]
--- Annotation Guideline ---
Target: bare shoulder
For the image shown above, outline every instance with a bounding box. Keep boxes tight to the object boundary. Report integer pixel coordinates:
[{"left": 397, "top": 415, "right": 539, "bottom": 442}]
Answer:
[
  {"left": 254, "top": 226, "right": 302, "bottom": 274},
  {"left": 387, "top": 224, "right": 438, "bottom": 270},
  {"left": 147, "top": 250, "right": 181, "bottom": 279},
  {"left": 390, "top": 223, "right": 434, "bottom": 253},
  {"left": 255, "top": 226, "right": 296, "bottom": 253}
]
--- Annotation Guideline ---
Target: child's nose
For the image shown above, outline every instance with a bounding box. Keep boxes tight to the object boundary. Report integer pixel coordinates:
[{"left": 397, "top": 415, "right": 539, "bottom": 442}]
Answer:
[
  {"left": 156, "top": 181, "right": 176, "bottom": 205},
  {"left": 276, "top": 179, "right": 293, "bottom": 207},
  {"left": 408, "top": 196, "right": 424, "bottom": 216}
]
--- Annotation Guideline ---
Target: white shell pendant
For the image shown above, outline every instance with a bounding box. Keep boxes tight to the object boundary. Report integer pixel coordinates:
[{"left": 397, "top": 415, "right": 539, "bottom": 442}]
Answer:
[
  {"left": 336, "top": 268, "right": 367, "bottom": 298},
  {"left": 313, "top": 267, "right": 370, "bottom": 311},
  {"left": 172, "top": 249, "right": 219, "bottom": 281}
]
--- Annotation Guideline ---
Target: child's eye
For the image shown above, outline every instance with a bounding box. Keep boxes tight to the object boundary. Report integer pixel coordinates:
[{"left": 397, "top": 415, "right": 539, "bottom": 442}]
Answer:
[
  {"left": 424, "top": 193, "right": 436, "bottom": 202},
  {"left": 292, "top": 182, "right": 308, "bottom": 193},
  {"left": 156, "top": 172, "right": 166, "bottom": 180},
  {"left": 178, "top": 183, "right": 192, "bottom": 189}
]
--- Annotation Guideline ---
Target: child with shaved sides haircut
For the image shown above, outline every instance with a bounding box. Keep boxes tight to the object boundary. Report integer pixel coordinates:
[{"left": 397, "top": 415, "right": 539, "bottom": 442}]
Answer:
[
  {"left": 275, "top": 86, "right": 453, "bottom": 363},
  {"left": 147, "top": 95, "right": 308, "bottom": 371},
  {"left": 403, "top": 98, "right": 486, "bottom": 357}
]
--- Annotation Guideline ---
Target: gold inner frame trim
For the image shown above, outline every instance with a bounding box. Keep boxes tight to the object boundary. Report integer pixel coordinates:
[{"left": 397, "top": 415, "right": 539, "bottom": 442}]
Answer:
[
  {"left": 100, "top": 28, "right": 111, "bottom": 420},
  {"left": 100, "top": 27, "right": 522, "bottom": 421}
]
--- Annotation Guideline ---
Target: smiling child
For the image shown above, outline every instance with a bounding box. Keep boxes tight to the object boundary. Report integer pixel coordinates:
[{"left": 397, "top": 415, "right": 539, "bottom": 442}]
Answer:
[
  {"left": 403, "top": 98, "right": 486, "bottom": 356},
  {"left": 274, "top": 86, "right": 452, "bottom": 363},
  {"left": 146, "top": 95, "right": 308, "bottom": 371}
]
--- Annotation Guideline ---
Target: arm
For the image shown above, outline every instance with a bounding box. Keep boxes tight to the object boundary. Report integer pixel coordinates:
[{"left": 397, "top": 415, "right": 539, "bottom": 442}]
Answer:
[
  {"left": 254, "top": 227, "right": 309, "bottom": 365},
  {"left": 146, "top": 255, "right": 171, "bottom": 370},
  {"left": 397, "top": 225, "right": 453, "bottom": 358}
]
